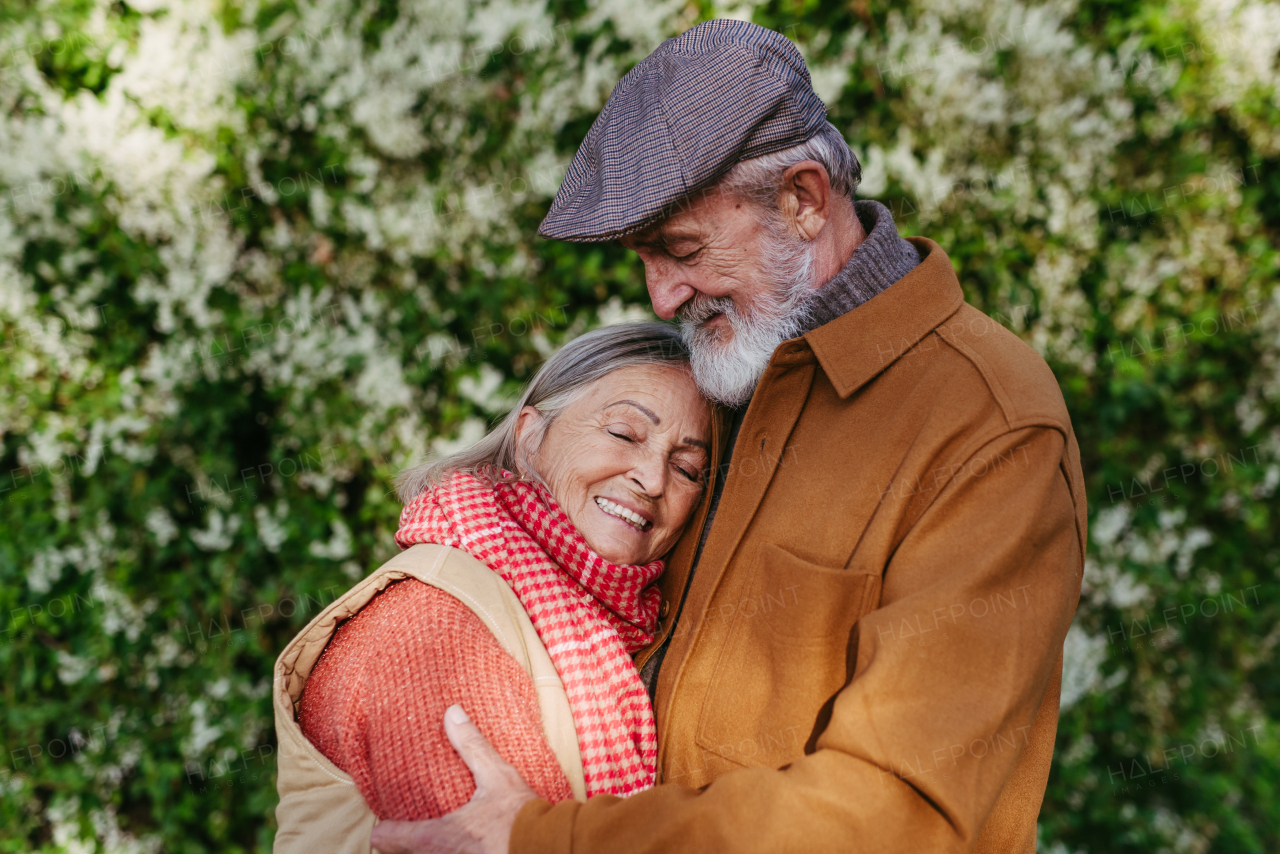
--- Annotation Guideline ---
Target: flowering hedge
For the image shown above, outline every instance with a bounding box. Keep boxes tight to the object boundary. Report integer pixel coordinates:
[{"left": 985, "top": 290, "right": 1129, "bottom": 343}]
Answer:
[{"left": 1, "top": 0, "right": 1277, "bottom": 851}]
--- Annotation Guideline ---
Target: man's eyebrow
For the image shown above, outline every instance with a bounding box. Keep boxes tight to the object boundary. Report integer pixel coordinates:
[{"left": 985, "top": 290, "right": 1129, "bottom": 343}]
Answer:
[
  {"left": 628, "top": 227, "right": 701, "bottom": 249},
  {"left": 604, "top": 400, "right": 660, "bottom": 424},
  {"left": 627, "top": 234, "right": 665, "bottom": 249}
]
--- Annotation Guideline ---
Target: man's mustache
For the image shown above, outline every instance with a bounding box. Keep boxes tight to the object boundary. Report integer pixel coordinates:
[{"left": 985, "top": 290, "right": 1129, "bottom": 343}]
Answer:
[{"left": 678, "top": 294, "right": 737, "bottom": 327}]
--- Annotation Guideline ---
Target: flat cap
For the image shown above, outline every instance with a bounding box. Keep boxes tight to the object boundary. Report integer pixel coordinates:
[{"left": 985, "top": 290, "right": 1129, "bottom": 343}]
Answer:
[{"left": 538, "top": 19, "right": 827, "bottom": 243}]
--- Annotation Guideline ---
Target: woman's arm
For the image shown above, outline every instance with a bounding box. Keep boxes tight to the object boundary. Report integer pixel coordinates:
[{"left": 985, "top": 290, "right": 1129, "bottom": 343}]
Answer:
[{"left": 300, "top": 579, "right": 573, "bottom": 820}]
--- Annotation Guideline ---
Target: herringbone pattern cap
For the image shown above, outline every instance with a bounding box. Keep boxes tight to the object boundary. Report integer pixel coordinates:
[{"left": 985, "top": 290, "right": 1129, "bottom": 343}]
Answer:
[{"left": 538, "top": 19, "right": 827, "bottom": 242}]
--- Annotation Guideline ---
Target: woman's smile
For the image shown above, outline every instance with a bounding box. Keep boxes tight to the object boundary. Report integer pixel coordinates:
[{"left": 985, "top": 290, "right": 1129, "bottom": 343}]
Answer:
[{"left": 593, "top": 496, "right": 654, "bottom": 533}]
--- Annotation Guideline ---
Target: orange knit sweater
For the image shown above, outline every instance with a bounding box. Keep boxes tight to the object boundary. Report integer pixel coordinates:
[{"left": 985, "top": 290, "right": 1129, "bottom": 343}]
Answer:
[{"left": 298, "top": 579, "right": 573, "bottom": 820}]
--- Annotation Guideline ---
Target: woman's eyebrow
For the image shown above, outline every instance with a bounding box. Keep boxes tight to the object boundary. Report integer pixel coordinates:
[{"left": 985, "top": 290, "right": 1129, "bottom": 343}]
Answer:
[
  {"left": 680, "top": 437, "right": 710, "bottom": 452},
  {"left": 604, "top": 400, "right": 660, "bottom": 424}
]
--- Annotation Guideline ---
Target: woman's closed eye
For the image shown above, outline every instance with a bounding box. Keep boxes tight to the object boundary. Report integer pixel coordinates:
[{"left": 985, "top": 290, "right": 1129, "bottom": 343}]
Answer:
[
  {"left": 670, "top": 453, "right": 706, "bottom": 484},
  {"left": 672, "top": 462, "right": 700, "bottom": 483}
]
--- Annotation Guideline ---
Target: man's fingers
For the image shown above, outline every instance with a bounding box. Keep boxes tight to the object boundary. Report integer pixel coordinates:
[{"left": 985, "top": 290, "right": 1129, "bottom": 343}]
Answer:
[
  {"left": 370, "top": 709, "right": 537, "bottom": 854},
  {"left": 370, "top": 820, "right": 428, "bottom": 854},
  {"left": 371, "top": 815, "right": 482, "bottom": 854},
  {"left": 443, "top": 704, "right": 508, "bottom": 785}
]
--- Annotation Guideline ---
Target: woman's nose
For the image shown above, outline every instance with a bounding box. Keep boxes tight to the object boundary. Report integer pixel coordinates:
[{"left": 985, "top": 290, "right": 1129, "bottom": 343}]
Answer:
[{"left": 628, "top": 452, "right": 667, "bottom": 498}]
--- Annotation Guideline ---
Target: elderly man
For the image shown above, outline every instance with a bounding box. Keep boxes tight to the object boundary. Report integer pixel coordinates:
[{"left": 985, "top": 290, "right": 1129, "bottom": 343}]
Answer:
[{"left": 373, "top": 19, "right": 1086, "bottom": 854}]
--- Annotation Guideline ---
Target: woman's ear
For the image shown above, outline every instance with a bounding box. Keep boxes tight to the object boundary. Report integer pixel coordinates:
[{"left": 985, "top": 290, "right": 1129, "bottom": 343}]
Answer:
[{"left": 513, "top": 406, "right": 545, "bottom": 477}]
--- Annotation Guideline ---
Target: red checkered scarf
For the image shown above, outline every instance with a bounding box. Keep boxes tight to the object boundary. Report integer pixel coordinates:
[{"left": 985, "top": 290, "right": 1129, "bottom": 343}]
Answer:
[{"left": 396, "top": 470, "right": 662, "bottom": 797}]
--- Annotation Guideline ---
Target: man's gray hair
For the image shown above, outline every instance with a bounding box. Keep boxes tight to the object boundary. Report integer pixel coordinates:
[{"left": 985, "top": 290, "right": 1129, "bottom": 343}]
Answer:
[
  {"left": 395, "top": 322, "right": 692, "bottom": 503},
  {"left": 720, "top": 121, "right": 862, "bottom": 208}
]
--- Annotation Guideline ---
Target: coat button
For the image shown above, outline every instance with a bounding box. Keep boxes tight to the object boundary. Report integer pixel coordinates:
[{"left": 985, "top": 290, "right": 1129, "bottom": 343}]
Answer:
[{"left": 660, "top": 600, "right": 670, "bottom": 619}]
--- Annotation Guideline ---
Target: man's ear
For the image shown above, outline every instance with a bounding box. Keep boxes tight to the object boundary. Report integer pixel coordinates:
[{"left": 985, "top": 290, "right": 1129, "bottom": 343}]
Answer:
[
  {"left": 779, "top": 160, "right": 833, "bottom": 241},
  {"left": 513, "top": 406, "right": 545, "bottom": 476}
]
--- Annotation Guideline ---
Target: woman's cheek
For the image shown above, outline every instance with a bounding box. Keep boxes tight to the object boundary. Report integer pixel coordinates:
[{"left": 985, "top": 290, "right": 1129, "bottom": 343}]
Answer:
[{"left": 674, "top": 482, "right": 702, "bottom": 524}]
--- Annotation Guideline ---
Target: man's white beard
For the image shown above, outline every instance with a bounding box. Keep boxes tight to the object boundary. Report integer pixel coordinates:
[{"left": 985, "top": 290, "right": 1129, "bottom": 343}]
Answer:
[{"left": 678, "top": 225, "right": 817, "bottom": 407}]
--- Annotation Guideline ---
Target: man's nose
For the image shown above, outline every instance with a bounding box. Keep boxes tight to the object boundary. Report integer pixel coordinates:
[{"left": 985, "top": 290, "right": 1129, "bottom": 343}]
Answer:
[{"left": 642, "top": 260, "right": 696, "bottom": 320}]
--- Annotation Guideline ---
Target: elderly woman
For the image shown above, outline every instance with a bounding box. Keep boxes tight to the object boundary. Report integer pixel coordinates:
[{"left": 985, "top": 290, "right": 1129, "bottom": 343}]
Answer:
[{"left": 272, "top": 322, "right": 711, "bottom": 852}]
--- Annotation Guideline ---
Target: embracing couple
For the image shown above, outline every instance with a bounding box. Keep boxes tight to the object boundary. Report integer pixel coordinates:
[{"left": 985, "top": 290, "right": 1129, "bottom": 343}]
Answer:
[{"left": 273, "top": 20, "right": 1086, "bottom": 854}]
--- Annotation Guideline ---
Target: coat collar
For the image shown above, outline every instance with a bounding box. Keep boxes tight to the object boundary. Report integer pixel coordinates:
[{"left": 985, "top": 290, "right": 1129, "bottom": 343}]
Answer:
[{"left": 800, "top": 237, "right": 964, "bottom": 399}]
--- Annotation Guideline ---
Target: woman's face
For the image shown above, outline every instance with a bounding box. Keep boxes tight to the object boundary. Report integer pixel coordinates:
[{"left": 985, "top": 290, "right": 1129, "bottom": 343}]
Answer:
[{"left": 519, "top": 363, "right": 712, "bottom": 566}]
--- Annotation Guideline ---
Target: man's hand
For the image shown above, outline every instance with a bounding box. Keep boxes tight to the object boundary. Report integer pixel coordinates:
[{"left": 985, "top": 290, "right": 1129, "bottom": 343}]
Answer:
[{"left": 371, "top": 704, "right": 540, "bottom": 854}]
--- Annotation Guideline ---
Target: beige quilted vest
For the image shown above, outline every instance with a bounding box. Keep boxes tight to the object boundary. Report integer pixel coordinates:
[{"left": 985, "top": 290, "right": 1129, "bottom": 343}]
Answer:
[{"left": 272, "top": 543, "right": 586, "bottom": 854}]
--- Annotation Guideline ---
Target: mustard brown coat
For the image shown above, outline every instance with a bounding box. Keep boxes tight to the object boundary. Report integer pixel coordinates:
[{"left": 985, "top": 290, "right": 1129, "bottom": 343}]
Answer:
[{"left": 512, "top": 237, "right": 1087, "bottom": 853}]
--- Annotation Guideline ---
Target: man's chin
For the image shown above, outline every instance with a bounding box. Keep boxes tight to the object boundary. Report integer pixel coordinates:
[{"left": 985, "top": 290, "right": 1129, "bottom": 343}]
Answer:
[
  {"left": 698, "top": 334, "right": 734, "bottom": 358},
  {"left": 688, "top": 347, "right": 762, "bottom": 406}
]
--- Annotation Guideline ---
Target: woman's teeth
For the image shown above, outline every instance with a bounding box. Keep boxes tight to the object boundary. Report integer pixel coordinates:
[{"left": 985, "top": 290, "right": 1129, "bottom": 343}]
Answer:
[{"left": 595, "top": 497, "right": 650, "bottom": 531}]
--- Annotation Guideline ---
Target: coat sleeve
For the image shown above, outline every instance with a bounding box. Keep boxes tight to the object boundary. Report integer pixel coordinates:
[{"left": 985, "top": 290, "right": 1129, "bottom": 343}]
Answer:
[
  {"left": 511, "top": 425, "right": 1083, "bottom": 853},
  {"left": 298, "top": 580, "right": 572, "bottom": 821}
]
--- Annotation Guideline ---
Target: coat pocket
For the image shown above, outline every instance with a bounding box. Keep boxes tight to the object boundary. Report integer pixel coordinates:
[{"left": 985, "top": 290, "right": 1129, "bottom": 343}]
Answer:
[{"left": 693, "top": 543, "right": 881, "bottom": 775}]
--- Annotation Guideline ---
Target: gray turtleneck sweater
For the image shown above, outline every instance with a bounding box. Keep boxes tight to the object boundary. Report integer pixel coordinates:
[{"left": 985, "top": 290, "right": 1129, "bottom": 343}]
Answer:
[
  {"left": 639, "top": 199, "right": 920, "bottom": 696},
  {"left": 806, "top": 199, "right": 922, "bottom": 329}
]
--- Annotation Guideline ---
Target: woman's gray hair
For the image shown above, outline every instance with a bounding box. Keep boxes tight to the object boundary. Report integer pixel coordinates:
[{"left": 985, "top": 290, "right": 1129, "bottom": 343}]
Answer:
[
  {"left": 395, "top": 322, "right": 692, "bottom": 503},
  {"left": 719, "top": 121, "right": 862, "bottom": 208}
]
